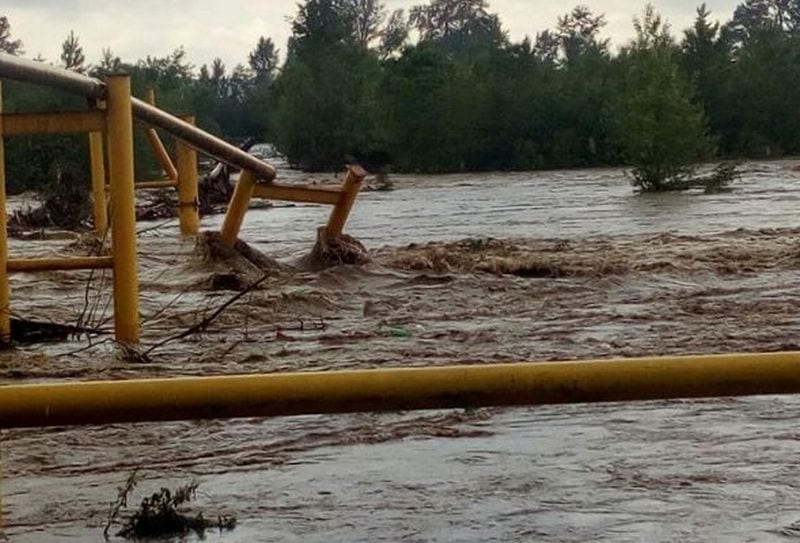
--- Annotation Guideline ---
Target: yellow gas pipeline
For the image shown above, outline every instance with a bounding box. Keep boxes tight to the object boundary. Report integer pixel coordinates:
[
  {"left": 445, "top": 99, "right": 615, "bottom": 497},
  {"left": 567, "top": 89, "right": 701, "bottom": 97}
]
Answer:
[{"left": 2, "top": 351, "right": 800, "bottom": 429}]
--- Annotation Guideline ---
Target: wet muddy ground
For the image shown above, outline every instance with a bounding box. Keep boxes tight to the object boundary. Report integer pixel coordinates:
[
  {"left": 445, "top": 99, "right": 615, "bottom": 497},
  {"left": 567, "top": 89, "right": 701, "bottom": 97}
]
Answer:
[{"left": 3, "top": 161, "right": 800, "bottom": 541}]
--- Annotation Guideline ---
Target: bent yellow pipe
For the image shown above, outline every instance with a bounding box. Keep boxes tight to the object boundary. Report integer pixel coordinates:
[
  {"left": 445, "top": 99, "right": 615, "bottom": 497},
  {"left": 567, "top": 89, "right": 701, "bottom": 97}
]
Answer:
[
  {"left": 144, "top": 89, "right": 178, "bottom": 181},
  {"left": 220, "top": 170, "right": 257, "bottom": 245},
  {"left": 2, "top": 351, "right": 800, "bottom": 429}
]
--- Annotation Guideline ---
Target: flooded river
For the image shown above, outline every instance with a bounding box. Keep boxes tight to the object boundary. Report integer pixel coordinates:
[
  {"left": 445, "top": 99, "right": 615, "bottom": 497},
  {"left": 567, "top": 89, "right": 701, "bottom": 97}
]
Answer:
[{"left": 3, "top": 161, "right": 800, "bottom": 541}]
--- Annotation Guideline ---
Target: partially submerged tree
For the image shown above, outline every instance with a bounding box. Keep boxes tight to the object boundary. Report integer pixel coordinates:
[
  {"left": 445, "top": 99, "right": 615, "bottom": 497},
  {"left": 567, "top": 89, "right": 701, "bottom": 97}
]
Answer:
[{"left": 615, "top": 5, "right": 712, "bottom": 191}]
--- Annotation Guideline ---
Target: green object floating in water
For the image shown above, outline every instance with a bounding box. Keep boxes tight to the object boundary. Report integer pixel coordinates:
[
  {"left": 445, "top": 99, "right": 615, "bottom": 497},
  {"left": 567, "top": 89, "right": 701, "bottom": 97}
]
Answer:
[{"left": 388, "top": 327, "right": 412, "bottom": 338}]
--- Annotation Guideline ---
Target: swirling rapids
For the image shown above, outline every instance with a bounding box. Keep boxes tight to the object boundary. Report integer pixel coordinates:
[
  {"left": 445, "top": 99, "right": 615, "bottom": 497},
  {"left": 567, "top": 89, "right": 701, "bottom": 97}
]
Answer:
[{"left": 3, "top": 161, "right": 800, "bottom": 542}]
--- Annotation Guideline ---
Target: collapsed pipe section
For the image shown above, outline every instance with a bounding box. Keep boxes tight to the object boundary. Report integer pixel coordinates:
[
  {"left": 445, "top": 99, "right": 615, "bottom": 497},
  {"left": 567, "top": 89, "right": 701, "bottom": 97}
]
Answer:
[
  {"left": 131, "top": 99, "right": 276, "bottom": 180},
  {"left": 0, "top": 53, "right": 276, "bottom": 181}
]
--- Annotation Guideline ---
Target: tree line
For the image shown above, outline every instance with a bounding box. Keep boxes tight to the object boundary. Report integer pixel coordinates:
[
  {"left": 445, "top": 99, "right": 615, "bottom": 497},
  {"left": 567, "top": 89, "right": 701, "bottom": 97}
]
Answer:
[{"left": 0, "top": 0, "right": 799, "bottom": 194}]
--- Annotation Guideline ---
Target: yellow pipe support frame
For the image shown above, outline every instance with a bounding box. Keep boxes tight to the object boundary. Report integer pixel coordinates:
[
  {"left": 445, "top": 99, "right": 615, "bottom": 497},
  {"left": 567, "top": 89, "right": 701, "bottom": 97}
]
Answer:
[
  {"left": 89, "top": 131, "right": 108, "bottom": 237},
  {"left": 0, "top": 111, "right": 106, "bottom": 136},
  {"left": 175, "top": 116, "right": 200, "bottom": 236},
  {"left": 106, "top": 75, "right": 140, "bottom": 344},
  {"left": 0, "top": 82, "right": 10, "bottom": 344},
  {"left": 252, "top": 183, "right": 343, "bottom": 205},
  {"left": 4, "top": 351, "right": 800, "bottom": 429},
  {"left": 327, "top": 165, "right": 367, "bottom": 237},
  {"left": 220, "top": 170, "right": 257, "bottom": 246},
  {"left": 7, "top": 257, "right": 113, "bottom": 273},
  {"left": 144, "top": 89, "right": 178, "bottom": 181}
]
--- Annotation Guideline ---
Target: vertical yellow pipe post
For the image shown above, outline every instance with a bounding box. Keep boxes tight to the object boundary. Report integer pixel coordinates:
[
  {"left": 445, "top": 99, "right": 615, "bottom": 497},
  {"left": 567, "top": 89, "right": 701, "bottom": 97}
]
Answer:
[
  {"left": 144, "top": 89, "right": 178, "bottom": 181},
  {"left": 89, "top": 131, "right": 108, "bottom": 237},
  {"left": 175, "top": 116, "right": 200, "bottom": 236},
  {"left": 106, "top": 75, "right": 140, "bottom": 344},
  {"left": 0, "top": 81, "right": 8, "bottom": 532},
  {"left": 326, "top": 164, "right": 367, "bottom": 237},
  {"left": 220, "top": 170, "right": 256, "bottom": 246},
  {"left": 0, "top": 81, "right": 11, "bottom": 345}
]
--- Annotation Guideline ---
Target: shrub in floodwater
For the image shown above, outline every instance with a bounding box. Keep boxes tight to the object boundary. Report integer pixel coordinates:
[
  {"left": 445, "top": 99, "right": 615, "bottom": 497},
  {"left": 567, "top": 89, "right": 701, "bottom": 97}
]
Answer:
[
  {"left": 614, "top": 5, "right": 713, "bottom": 193},
  {"left": 700, "top": 162, "right": 740, "bottom": 193},
  {"left": 104, "top": 473, "right": 236, "bottom": 541}
]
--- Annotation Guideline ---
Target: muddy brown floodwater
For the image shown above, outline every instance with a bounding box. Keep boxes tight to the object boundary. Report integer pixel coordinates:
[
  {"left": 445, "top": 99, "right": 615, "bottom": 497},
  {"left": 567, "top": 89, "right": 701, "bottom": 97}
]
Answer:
[{"left": 3, "top": 161, "right": 800, "bottom": 542}]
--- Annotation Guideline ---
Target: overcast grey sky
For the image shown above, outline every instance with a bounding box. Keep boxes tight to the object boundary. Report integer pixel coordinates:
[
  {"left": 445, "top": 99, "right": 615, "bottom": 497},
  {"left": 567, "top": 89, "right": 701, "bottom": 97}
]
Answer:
[{"left": 3, "top": 0, "right": 740, "bottom": 70}]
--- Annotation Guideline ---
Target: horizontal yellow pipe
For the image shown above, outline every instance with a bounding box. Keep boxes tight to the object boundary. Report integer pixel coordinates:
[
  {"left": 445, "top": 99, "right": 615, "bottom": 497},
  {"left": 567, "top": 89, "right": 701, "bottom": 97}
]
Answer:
[
  {"left": 107, "top": 180, "right": 178, "bottom": 191},
  {"left": 1, "top": 111, "right": 106, "bottom": 136},
  {"left": 3, "top": 352, "right": 800, "bottom": 429},
  {"left": 7, "top": 256, "right": 113, "bottom": 272},
  {"left": 134, "top": 179, "right": 178, "bottom": 190},
  {"left": 252, "top": 182, "right": 342, "bottom": 205}
]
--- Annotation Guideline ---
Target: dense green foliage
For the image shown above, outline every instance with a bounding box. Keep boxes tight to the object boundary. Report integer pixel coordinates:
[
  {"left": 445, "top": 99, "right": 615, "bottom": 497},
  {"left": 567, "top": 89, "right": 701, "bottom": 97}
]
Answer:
[
  {"left": 1, "top": 0, "right": 800, "bottom": 193},
  {"left": 616, "top": 6, "right": 713, "bottom": 190}
]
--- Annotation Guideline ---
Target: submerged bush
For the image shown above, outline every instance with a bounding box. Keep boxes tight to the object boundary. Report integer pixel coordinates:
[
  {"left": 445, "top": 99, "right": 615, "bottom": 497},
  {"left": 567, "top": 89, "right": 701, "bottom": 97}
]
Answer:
[
  {"left": 117, "top": 482, "right": 236, "bottom": 540},
  {"left": 615, "top": 5, "right": 713, "bottom": 192},
  {"left": 104, "top": 473, "right": 236, "bottom": 541}
]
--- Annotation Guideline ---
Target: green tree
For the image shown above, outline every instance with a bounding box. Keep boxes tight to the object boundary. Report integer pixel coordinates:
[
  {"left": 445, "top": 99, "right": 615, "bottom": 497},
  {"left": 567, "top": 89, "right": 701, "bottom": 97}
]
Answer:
[
  {"left": 245, "top": 37, "right": 280, "bottom": 139},
  {"left": 409, "top": 0, "right": 506, "bottom": 53},
  {"left": 60, "top": 30, "right": 86, "bottom": 73},
  {"left": 616, "top": 5, "right": 712, "bottom": 191},
  {"left": 552, "top": 6, "right": 614, "bottom": 166},
  {"left": 92, "top": 48, "right": 122, "bottom": 77},
  {"left": 210, "top": 58, "right": 227, "bottom": 97},
  {"left": 289, "top": 0, "right": 358, "bottom": 56},
  {"left": 0, "top": 15, "right": 23, "bottom": 55},
  {"left": 681, "top": 5, "right": 735, "bottom": 151},
  {"left": 275, "top": 0, "right": 381, "bottom": 170},
  {"left": 379, "top": 9, "right": 409, "bottom": 58},
  {"left": 347, "top": 0, "right": 387, "bottom": 47},
  {"left": 248, "top": 37, "right": 279, "bottom": 82},
  {"left": 727, "top": 0, "right": 800, "bottom": 45},
  {"left": 556, "top": 6, "right": 610, "bottom": 64}
]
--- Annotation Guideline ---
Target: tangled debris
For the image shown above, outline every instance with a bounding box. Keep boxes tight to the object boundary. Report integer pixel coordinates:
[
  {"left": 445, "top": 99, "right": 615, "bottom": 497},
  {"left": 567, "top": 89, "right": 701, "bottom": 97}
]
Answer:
[
  {"left": 303, "top": 226, "right": 371, "bottom": 269},
  {"left": 198, "top": 138, "right": 255, "bottom": 214},
  {"left": 9, "top": 177, "right": 92, "bottom": 233},
  {"left": 7, "top": 318, "right": 104, "bottom": 346},
  {"left": 198, "top": 163, "right": 235, "bottom": 214},
  {"left": 195, "top": 231, "right": 284, "bottom": 290},
  {"left": 364, "top": 170, "right": 395, "bottom": 192},
  {"left": 379, "top": 229, "right": 800, "bottom": 279},
  {"left": 136, "top": 189, "right": 177, "bottom": 221}
]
